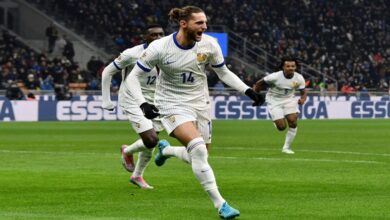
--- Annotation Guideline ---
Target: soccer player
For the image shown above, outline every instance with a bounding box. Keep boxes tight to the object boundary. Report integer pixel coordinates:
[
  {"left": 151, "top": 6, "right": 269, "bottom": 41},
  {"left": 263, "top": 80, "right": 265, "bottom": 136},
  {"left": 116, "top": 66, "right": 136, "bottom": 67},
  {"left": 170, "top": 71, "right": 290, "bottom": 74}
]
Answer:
[
  {"left": 101, "top": 24, "right": 165, "bottom": 189},
  {"left": 253, "top": 56, "right": 307, "bottom": 154},
  {"left": 125, "top": 6, "right": 264, "bottom": 219}
]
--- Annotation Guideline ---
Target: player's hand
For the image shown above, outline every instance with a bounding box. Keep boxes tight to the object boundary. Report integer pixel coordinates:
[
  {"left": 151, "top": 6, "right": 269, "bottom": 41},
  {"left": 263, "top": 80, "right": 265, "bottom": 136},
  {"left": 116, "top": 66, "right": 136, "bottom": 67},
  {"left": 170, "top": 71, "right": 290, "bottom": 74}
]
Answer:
[
  {"left": 245, "top": 88, "right": 265, "bottom": 106},
  {"left": 140, "top": 102, "right": 160, "bottom": 119},
  {"left": 102, "top": 101, "right": 115, "bottom": 111},
  {"left": 298, "top": 98, "right": 306, "bottom": 105}
]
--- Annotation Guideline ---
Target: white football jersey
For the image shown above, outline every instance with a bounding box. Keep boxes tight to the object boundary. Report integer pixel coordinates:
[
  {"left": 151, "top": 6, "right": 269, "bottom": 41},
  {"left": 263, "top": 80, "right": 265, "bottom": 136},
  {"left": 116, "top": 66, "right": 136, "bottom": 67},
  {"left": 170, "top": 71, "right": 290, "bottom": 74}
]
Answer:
[
  {"left": 264, "top": 71, "right": 305, "bottom": 101},
  {"left": 113, "top": 43, "right": 158, "bottom": 103},
  {"left": 136, "top": 33, "right": 224, "bottom": 112}
]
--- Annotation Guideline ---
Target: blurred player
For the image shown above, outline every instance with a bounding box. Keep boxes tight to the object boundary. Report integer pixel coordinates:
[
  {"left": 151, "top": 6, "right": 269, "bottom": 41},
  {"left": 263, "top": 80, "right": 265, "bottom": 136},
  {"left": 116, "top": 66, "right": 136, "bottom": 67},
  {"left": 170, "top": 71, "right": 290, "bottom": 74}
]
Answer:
[
  {"left": 125, "top": 6, "right": 264, "bottom": 219},
  {"left": 253, "top": 56, "right": 307, "bottom": 154},
  {"left": 101, "top": 24, "right": 165, "bottom": 189}
]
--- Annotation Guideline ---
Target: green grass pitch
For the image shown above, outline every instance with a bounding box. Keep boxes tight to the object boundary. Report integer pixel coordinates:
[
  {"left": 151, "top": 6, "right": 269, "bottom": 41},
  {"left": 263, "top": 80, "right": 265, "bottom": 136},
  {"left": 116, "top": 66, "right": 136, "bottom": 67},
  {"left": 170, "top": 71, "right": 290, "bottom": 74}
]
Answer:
[{"left": 0, "top": 120, "right": 389, "bottom": 219}]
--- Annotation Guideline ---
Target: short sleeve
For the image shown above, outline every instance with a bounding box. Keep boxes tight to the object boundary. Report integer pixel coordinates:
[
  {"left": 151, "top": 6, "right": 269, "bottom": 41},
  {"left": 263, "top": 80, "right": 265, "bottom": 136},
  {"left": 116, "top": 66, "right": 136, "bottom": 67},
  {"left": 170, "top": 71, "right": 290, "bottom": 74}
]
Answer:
[
  {"left": 137, "top": 42, "right": 160, "bottom": 72},
  {"left": 209, "top": 38, "right": 225, "bottom": 68},
  {"left": 113, "top": 49, "right": 137, "bottom": 70},
  {"left": 264, "top": 72, "right": 278, "bottom": 84}
]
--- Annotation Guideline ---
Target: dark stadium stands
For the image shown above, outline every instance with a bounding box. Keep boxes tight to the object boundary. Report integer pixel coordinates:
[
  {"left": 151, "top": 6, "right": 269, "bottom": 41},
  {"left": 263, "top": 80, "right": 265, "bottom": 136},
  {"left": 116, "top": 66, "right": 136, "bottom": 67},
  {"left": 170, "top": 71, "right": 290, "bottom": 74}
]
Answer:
[
  {"left": 0, "top": 29, "right": 106, "bottom": 99},
  {"left": 3, "top": 0, "right": 390, "bottom": 94}
]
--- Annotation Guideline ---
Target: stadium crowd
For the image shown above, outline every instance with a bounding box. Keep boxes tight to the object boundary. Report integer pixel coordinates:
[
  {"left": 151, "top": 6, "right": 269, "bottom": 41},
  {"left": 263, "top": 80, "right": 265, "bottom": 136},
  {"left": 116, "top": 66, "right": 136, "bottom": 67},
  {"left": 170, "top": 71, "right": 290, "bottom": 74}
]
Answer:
[
  {"left": 2, "top": 0, "right": 389, "bottom": 99},
  {"left": 0, "top": 30, "right": 108, "bottom": 100}
]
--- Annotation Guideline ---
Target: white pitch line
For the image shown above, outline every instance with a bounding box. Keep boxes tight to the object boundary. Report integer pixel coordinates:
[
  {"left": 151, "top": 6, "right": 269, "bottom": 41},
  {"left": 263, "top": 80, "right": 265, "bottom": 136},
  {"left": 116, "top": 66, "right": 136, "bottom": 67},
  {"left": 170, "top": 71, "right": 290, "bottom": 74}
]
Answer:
[
  {"left": 0, "top": 149, "right": 386, "bottom": 165},
  {"left": 216, "top": 147, "right": 390, "bottom": 157},
  {"left": 212, "top": 156, "right": 386, "bottom": 164},
  {"left": 0, "top": 149, "right": 115, "bottom": 156}
]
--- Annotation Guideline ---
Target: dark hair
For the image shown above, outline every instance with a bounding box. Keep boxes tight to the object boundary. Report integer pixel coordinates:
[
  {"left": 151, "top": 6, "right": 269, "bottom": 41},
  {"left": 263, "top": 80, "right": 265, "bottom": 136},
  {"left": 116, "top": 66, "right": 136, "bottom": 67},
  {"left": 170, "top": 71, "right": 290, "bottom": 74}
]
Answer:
[
  {"left": 168, "top": 6, "right": 204, "bottom": 22},
  {"left": 145, "top": 24, "right": 163, "bottom": 34},
  {"left": 146, "top": 24, "right": 162, "bottom": 30},
  {"left": 279, "top": 56, "right": 299, "bottom": 69}
]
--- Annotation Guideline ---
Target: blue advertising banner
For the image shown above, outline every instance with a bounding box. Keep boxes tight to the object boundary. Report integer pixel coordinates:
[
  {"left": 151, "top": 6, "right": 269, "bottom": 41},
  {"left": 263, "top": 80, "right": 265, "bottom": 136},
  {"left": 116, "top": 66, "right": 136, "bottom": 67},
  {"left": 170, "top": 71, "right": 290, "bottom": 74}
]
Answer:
[{"left": 1, "top": 95, "right": 390, "bottom": 122}]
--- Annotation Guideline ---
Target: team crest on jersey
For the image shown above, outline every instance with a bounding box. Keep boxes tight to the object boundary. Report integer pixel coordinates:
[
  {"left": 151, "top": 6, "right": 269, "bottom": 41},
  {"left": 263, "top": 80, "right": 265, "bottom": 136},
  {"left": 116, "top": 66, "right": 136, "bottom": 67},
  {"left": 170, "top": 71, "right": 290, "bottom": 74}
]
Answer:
[
  {"left": 135, "top": 123, "right": 141, "bottom": 128},
  {"left": 168, "top": 115, "right": 176, "bottom": 123},
  {"left": 197, "top": 53, "right": 207, "bottom": 63},
  {"left": 292, "top": 81, "right": 299, "bottom": 88}
]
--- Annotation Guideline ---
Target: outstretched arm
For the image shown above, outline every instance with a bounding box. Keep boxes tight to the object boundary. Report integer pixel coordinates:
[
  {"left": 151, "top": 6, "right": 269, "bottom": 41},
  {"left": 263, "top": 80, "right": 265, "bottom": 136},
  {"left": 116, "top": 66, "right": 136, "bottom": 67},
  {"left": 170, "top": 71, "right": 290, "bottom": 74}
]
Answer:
[
  {"left": 253, "top": 78, "right": 266, "bottom": 93},
  {"left": 213, "top": 65, "right": 249, "bottom": 93},
  {"left": 213, "top": 65, "right": 265, "bottom": 106},
  {"left": 101, "top": 63, "right": 119, "bottom": 111}
]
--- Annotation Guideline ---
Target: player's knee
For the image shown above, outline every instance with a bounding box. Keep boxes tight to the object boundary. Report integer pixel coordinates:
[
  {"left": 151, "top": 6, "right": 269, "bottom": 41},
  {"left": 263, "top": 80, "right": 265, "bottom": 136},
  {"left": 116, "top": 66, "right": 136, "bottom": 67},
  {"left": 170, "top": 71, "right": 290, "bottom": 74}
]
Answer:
[
  {"left": 187, "top": 137, "right": 208, "bottom": 160},
  {"left": 191, "top": 144, "right": 208, "bottom": 158},
  {"left": 288, "top": 121, "right": 297, "bottom": 128},
  {"left": 142, "top": 135, "right": 159, "bottom": 149},
  {"left": 276, "top": 125, "right": 287, "bottom": 131}
]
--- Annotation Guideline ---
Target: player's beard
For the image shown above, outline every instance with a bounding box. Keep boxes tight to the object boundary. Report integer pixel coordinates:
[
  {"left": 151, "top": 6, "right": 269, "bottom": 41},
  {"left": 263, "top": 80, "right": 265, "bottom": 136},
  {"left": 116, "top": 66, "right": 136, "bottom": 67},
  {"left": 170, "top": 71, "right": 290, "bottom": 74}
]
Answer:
[{"left": 186, "top": 28, "right": 202, "bottom": 42}]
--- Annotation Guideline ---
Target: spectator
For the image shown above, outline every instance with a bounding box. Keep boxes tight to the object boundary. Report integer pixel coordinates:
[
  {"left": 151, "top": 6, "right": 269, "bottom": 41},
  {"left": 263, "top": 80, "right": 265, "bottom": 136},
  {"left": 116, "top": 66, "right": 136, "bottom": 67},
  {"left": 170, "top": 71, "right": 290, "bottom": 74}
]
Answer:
[
  {"left": 55, "top": 86, "right": 72, "bottom": 100},
  {"left": 52, "top": 35, "right": 67, "bottom": 58},
  {"left": 341, "top": 83, "right": 355, "bottom": 96},
  {"left": 45, "top": 23, "right": 58, "bottom": 53},
  {"left": 25, "top": 73, "right": 40, "bottom": 90},
  {"left": 40, "top": 75, "right": 54, "bottom": 91},
  {"left": 62, "top": 36, "right": 75, "bottom": 61},
  {"left": 6, "top": 81, "right": 24, "bottom": 100},
  {"left": 87, "top": 56, "right": 104, "bottom": 77}
]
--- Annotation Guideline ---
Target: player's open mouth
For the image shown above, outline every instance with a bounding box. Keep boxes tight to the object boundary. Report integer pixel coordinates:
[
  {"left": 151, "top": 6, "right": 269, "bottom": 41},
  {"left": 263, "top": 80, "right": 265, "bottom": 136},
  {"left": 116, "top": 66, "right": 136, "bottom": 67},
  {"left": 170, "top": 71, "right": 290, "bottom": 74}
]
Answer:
[{"left": 197, "top": 32, "right": 203, "bottom": 37}]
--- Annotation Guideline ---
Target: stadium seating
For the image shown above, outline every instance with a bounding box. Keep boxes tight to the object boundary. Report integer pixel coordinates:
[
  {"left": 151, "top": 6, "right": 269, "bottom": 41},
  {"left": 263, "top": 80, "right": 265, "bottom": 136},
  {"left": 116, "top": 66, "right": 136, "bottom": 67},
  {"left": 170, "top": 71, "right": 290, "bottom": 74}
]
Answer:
[{"left": 4, "top": 0, "right": 390, "bottom": 94}]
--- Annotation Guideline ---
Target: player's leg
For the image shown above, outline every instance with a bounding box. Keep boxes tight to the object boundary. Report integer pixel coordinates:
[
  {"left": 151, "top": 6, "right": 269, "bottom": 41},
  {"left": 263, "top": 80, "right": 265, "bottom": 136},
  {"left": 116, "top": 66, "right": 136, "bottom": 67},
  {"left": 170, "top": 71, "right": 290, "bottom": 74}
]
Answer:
[
  {"left": 172, "top": 122, "right": 224, "bottom": 205},
  {"left": 172, "top": 121, "right": 239, "bottom": 218},
  {"left": 269, "top": 105, "right": 287, "bottom": 131},
  {"left": 120, "top": 104, "right": 158, "bottom": 189},
  {"left": 128, "top": 129, "right": 157, "bottom": 189},
  {"left": 155, "top": 141, "right": 191, "bottom": 165},
  {"left": 156, "top": 110, "right": 212, "bottom": 165},
  {"left": 121, "top": 116, "right": 158, "bottom": 172},
  {"left": 281, "top": 100, "right": 300, "bottom": 154},
  {"left": 154, "top": 119, "right": 191, "bottom": 165},
  {"left": 161, "top": 111, "right": 238, "bottom": 218},
  {"left": 282, "top": 113, "right": 298, "bottom": 154}
]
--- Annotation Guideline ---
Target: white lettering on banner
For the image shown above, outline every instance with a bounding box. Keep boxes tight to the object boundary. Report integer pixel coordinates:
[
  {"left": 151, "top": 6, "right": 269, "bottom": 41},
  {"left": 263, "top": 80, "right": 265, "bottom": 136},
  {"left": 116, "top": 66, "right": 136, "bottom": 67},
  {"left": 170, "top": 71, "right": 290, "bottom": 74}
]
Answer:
[
  {"left": 0, "top": 100, "right": 38, "bottom": 122},
  {"left": 71, "top": 101, "right": 87, "bottom": 120},
  {"left": 56, "top": 101, "right": 125, "bottom": 121},
  {"left": 87, "top": 101, "right": 103, "bottom": 120},
  {"left": 57, "top": 101, "right": 71, "bottom": 120},
  {"left": 211, "top": 96, "right": 390, "bottom": 119},
  {"left": 351, "top": 101, "right": 390, "bottom": 118},
  {"left": 299, "top": 101, "right": 328, "bottom": 119}
]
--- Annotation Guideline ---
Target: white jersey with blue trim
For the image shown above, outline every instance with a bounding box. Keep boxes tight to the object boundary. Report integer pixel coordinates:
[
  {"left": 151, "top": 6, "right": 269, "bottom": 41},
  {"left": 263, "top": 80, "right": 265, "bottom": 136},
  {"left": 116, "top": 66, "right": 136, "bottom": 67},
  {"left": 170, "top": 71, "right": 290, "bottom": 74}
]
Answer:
[
  {"left": 113, "top": 43, "right": 158, "bottom": 103},
  {"left": 264, "top": 71, "right": 305, "bottom": 101},
  {"left": 136, "top": 33, "right": 224, "bottom": 112}
]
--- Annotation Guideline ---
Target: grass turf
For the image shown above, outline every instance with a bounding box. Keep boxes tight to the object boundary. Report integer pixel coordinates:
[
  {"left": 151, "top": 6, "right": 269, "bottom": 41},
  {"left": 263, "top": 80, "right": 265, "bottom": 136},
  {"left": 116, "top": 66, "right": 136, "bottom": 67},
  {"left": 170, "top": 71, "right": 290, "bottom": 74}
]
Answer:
[{"left": 0, "top": 120, "right": 389, "bottom": 219}]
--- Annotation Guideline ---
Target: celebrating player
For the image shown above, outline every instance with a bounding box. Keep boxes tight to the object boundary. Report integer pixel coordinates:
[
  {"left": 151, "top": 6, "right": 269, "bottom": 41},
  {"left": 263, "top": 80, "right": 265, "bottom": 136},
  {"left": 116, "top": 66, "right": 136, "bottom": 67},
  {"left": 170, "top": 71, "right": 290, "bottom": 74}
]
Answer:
[
  {"left": 253, "top": 56, "right": 307, "bottom": 154},
  {"left": 101, "top": 24, "right": 165, "bottom": 189},
  {"left": 125, "top": 6, "right": 264, "bottom": 219}
]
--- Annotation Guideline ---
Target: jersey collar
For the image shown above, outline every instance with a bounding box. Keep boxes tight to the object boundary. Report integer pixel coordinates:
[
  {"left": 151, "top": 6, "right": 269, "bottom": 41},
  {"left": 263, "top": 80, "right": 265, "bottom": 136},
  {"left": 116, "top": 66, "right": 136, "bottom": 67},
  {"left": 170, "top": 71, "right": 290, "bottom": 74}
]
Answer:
[{"left": 173, "top": 32, "right": 195, "bottom": 50}]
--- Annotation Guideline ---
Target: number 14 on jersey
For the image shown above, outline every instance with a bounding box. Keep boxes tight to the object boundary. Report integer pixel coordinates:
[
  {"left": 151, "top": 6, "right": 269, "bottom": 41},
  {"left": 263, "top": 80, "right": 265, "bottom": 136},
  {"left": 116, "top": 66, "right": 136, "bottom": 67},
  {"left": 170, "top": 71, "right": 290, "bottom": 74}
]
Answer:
[{"left": 181, "top": 72, "right": 195, "bottom": 83}]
